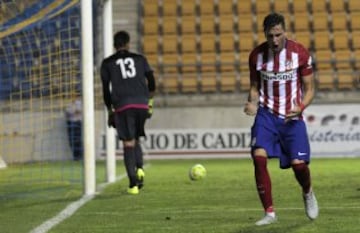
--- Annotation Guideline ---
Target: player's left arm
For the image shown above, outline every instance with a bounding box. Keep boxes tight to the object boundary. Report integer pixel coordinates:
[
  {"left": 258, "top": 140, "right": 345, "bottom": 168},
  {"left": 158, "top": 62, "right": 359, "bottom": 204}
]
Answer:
[
  {"left": 286, "top": 74, "right": 315, "bottom": 119},
  {"left": 145, "top": 71, "right": 156, "bottom": 97},
  {"left": 300, "top": 73, "right": 315, "bottom": 110},
  {"left": 144, "top": 57, "right": 156, "bottom": 118},
  {"left": 286, "top": 48, "right": 315, "bottom": 120}
]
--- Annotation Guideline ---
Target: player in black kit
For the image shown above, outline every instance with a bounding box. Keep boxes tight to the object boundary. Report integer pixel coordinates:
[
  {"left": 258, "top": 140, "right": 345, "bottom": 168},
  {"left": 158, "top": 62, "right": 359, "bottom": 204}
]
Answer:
[{"left": 100, "top": 30, "right": 156, "bottom": 195}]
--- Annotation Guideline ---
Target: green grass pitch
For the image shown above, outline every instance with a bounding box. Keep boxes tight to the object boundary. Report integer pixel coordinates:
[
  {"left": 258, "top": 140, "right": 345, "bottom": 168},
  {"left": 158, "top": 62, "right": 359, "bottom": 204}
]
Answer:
[{"left": 1, "top": 158, "right": 360, "bottom": 233}]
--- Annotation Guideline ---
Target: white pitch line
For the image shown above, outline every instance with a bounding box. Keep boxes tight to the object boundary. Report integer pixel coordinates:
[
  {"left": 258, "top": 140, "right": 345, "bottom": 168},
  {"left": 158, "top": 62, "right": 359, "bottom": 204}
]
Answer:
[
  {"left": 29, "top": 173, "right": 127, "bottom": 233},
  {"left": 61, "top": 205, "right": 360, "bottom": 217}
]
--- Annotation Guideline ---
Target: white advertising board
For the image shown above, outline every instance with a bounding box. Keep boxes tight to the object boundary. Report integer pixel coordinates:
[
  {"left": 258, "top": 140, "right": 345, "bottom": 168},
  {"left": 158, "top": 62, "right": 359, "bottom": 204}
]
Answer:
[{"left": 98, "top": 104, "right": 360, "bottom": 158}]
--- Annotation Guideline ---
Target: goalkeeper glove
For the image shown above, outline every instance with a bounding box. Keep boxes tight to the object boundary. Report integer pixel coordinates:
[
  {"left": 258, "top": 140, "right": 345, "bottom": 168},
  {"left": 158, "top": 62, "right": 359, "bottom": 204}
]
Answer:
[
  {"left": 147, "top": 98, "right": 154, "bottom": 118},
  {"left": 107, "top": 110, "right": 116, "bottom": 128}
]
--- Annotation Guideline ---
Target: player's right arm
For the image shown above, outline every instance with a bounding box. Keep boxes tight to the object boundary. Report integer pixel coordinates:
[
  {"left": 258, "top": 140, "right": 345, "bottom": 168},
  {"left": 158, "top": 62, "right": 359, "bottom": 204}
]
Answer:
[
  {"left": 244, "top": 82, "right": 259, "bottom": 116},
  {"left": 100, "top": 59, "right": 112, "bottom": 112},
  {"left": 244, "top": 50, "right": 259, "bottom": 116}
]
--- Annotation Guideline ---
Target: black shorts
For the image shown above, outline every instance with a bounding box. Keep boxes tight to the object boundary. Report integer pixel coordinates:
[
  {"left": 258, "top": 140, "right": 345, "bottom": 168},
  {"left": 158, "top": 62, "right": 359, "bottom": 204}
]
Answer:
[{"left": 114, "top": 108, "right": 148, "bottom": 141}]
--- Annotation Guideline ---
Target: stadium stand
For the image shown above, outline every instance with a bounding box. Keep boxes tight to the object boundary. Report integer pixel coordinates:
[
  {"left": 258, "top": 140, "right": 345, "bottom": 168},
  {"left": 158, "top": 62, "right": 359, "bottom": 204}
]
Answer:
[
  {"left": 140, "top": 0, "right": 359, "bottom": 94},
  {"left": 0, "top": 0, "right": 81, "bottom": 100},
  {"left": 291, "top": 11, "right": 311, "bottom": 32},
  {"left": 0, "top": 0, "right": 360, "bottom": 98},
  {"left": 347, "top": 0, "right": 360, "bottom": 11}
]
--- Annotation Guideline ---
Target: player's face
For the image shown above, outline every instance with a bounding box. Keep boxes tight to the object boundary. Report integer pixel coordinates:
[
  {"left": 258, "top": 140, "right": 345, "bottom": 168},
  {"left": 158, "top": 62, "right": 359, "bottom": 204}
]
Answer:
[{"left": 265, "top": 24, "right": 286, "bottom": 53}]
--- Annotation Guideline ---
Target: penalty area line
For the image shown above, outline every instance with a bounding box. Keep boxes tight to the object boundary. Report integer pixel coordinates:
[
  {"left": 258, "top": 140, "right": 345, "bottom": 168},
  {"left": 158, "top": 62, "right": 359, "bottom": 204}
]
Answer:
[
  {"left": 30, "top": 163, "right": 151, "bottom": 233},
  {"left": 29, "top": 173, "right": 128, "bottom": 233}
]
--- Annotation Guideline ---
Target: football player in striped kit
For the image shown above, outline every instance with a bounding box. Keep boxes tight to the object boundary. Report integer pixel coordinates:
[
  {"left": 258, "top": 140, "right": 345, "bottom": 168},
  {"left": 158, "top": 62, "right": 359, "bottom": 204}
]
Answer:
[{"left": 244, "top": 12, "right": 318, "bottom": 225}]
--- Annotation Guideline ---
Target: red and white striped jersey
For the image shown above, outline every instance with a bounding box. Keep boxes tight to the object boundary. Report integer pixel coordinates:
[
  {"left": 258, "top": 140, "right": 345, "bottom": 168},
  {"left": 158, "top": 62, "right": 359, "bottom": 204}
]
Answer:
[{"left": 249, "top": 39, "right": 313, "bottom": 118}]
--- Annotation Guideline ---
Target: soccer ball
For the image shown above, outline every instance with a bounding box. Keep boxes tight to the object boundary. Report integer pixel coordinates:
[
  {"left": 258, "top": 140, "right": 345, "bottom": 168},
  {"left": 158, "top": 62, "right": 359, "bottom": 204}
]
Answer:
[{"left": 189, "top": 164, "right": 207, "bottom": 181}]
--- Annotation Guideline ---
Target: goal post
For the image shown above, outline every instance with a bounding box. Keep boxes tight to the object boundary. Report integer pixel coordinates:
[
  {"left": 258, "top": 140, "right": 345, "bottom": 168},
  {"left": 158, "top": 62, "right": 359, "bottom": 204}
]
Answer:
[
  {"left": 0, "top": 0, "right": 116, "bottom": 196},
  {"left": 0, "top": 156, "right": 7, "bottom": 169},
  {"left": 102, "top": 0, "right": 117, "bottom": 184},
  {"left": 81, "top": 0, "right": 96, "bottom": 196}
]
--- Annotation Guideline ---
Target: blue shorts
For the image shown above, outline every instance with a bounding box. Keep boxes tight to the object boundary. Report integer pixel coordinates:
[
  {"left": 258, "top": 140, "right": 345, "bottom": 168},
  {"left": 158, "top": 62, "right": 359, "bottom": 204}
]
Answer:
[{"left": 251, "top": 107, "right": 311, "bottom": 169}]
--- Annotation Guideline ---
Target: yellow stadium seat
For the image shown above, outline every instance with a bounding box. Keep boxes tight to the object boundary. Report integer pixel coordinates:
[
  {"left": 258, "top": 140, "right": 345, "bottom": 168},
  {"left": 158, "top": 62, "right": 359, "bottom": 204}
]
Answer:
[
  {"left": 182, "top": 74, "right": 199, "bottom": 93},
  {"left": 162, "top": 1, "right": 177, "bottom": 16},
  {"left": 143, "top": 0, "right": 158, "bottom": 16},
  {"left": 311, "top": 0, "right": 327, "bottom": 12},
  {"left": 199, "top": 14, "right": 215, "bottom": 33},
  {"left": 162, "top": 16, "right": 178, "bottom": 35},
  {"left": 143, "top": 17, "right": 159, "bottom": 35},
  {"left": 200, "top": 34, "right": 216, "bottom": 53},
  {"left": 312, "top": 11, "right": 330, "bottom": 31},
  {"left": 180, "top": 53, "right": 198, "bottom": 73},
  {"left": 200, "top": 73, "right": 218, "bottom": 93},
  {"left": 292, "top": 11, "right": 311, "bottom": 32},
  {"left": 347, "top": 0, "right": 360, "bottom": 11},
  {"left": 238, "top": 32, "right": 256, "bottom": 52},
  {"left": 334, "top": 49, "right": 355, "bottom": 70},
  {"left": 239, "top": 72, "right": 251, "bottom": 91},
  {"left": 315, "top": 50, "right": 334, "bottom": 70},
  {"left": 332, "top": 30, "right": 351, "bottom": 50},
  {"left": 162, "top": 34, "right": 179, "bottom": 54},
  {"left": 255, "top": 12, "right": 269, "bottom": 32},
  {"left": 316, "top": 71, "right": 336, "bottom": 90},
  {"left": 352, "top": 30, "right": 360, "bottom": 49},
  {"left": 218, "top": 15, "right": 235, "bottom": 33},
  {"left": 238, "top": 51, "right": 250, "bottom": 72},
  {"left": 200, "top": 52, "right": 218, "bottom": 73},
  {"left": 181, "top": 0, "right": 195, "bottom": 16},
  {"left": 354, "top": 49, "right": 360, "bottom": 63},
  {"left": 219, "top": 33, "right": 235, "bottom": 52},
  {"left": 313, "top": 31, "right": 331, "bottom": 50},
  {"left": 238, "top": 14, "right": 255, "bottom": 32},
  {"left": 220, "top": 52, "right": 236, "bottom": 72},
  {"left": 337, "top": 71, "right": 356, "bottom": 90},
  {"left": 181, "top": 16, "right": 196, "bottom": 34},
  {"left": 331, "top": 12, "right": 349, "bottom": 31},
  {"left": 283, "top": 13, "right": 292, "bottom": 28},
  {"left": 273, "top": 0, "right": 290, "bottom": 13},
  {"left": 219, "top": 72, "right": 238, "bottom": 92},
  {"left": 181, "top": 34, "right": 197, "bottom": 53},
  {"left": 329, "top": 0, "right": 345, "bottom": 12},
  {"left": 162, "top": 74, "right": 180, "bottom": 93},
  {"left": 143, "top": 34, "right": 159, "bottom": 54},
  {"left": 218, "top": 1, "right": 234, "bottom": 16},
  {"left": 254, "top": 0, "right": 271, "bottom": 13},
  {"left": 199, "top": 0, "right": 214, "bottom": 15},
  {"left": 236, "top": 1, "right": 253, "bottom": 14},
  {"left": 291, "top": 0, "right": 308, "bottom": 12},
  {"left": 162, "top": 53, "right": 180, "bottom": 74},
  {"left": 293, "top": 31, "right": 312, "bottom": 49},
  {"left": 146, "top": 53, "right": 159, "bottom": 67},
  {"left": 350, "top": 11, "right": 360, "bottom": 30}
]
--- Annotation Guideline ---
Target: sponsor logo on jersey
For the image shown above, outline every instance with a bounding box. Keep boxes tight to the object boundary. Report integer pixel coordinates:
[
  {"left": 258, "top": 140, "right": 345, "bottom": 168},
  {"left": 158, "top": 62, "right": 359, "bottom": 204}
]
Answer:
[{"left": 260, "top": 70, "right": 297, "bottom": 81}]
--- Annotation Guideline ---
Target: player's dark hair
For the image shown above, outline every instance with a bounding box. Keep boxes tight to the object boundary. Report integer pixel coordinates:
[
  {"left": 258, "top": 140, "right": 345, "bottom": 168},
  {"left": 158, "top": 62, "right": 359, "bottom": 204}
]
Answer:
[
  {"left": 263, "top": 12, "right": 285, "bottom": 33},
  {"left": 114, "top": 30, "right": 130, "bottom": 48}
]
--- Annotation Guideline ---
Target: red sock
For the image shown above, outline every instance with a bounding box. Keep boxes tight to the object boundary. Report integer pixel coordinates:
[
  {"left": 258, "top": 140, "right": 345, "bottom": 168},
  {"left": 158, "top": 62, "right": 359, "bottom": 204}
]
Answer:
[
  {"left": 253, "top": 156, "right": 273, "bottom": 213},
  {"left": 292, "top": 163, "right": 311, "bottom": 193}
]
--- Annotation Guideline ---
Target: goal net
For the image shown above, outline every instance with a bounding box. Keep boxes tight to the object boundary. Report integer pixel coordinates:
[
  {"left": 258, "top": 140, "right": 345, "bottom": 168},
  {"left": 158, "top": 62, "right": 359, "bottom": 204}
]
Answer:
[{"left": 0, "top": 1, "right": 84, "bottom": 187}]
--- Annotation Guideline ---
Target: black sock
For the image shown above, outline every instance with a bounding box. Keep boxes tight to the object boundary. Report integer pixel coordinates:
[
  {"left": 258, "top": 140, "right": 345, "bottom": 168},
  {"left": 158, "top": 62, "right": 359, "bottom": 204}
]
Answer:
[
  {"left": 134, "top": 142, "right": 143, "bottom": 169},
  {"left": 124, "top": 147, "right": 137, "bottom": 187}
]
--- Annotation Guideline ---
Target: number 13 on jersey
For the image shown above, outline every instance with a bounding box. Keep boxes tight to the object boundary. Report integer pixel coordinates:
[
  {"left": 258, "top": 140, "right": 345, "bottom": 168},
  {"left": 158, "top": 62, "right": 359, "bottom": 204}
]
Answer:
[{"left": 116, "top": 58, "right": 136, "bottom": 79}]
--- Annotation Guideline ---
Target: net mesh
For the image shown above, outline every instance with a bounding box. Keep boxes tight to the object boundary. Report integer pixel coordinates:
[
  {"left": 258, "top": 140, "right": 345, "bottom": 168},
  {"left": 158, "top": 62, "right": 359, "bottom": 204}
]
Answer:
[{"left": 0, "top": 0, "right": 83, "bottom": 185}]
